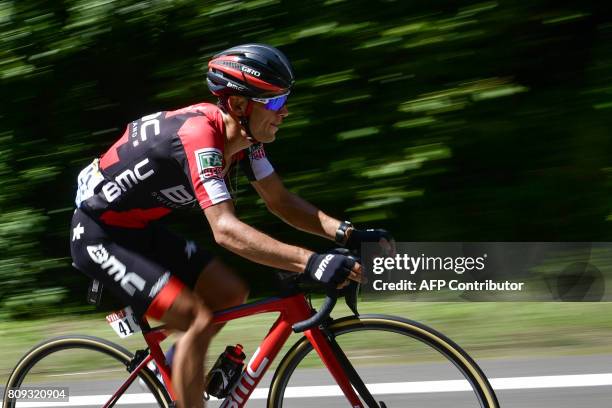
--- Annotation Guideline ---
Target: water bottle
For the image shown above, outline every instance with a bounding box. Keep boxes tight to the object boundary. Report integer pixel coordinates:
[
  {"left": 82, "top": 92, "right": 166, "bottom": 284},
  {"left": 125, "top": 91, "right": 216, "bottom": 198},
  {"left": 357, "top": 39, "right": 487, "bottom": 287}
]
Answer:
[{"left": 205, "top": 344, "right": 246, "bottom": 398}]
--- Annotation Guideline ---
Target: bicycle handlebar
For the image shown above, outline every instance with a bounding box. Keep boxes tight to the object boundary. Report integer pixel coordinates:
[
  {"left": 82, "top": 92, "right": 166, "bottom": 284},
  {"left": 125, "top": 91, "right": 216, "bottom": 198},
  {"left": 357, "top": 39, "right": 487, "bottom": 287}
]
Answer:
[
  {"left": 292, "top": 295, "right": 337, "bottom": 333},
  {"left": 292, "top": 280, "right": 360, "bottom": 333}
]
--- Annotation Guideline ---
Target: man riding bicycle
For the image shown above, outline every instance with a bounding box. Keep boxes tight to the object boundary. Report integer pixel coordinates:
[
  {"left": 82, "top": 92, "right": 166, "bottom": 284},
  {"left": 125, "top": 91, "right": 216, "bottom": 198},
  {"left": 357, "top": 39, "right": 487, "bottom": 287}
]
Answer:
[{"left": 70, "top": 43, "right": 393, "bottom": 408}]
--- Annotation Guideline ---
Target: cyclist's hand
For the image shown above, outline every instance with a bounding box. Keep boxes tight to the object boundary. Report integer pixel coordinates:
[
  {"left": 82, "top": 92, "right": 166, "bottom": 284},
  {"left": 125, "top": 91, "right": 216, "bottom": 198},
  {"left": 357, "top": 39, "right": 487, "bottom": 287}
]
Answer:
[
  {"left": 337, "top": 261, "right": 363, "bottom": 289},
  {"left": 305, "top": 253, "right": 363, "bottom": 289},
  {"left": 346, "top": 228, "right": 396, "bottom": 256}
]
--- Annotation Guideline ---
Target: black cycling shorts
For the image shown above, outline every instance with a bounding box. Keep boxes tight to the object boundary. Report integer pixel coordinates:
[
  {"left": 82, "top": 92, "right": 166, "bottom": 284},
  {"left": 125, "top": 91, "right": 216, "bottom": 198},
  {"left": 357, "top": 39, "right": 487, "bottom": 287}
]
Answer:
[{"left": 70, "top": 208, "right": 213, "bottom": 318}]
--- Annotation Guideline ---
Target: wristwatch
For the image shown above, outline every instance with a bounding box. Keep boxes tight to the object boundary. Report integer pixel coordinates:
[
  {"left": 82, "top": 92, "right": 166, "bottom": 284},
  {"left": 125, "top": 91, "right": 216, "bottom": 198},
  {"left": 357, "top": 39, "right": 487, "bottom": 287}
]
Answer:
[{"left": 335, "top": 221, "right": 354, "bottom": 245}]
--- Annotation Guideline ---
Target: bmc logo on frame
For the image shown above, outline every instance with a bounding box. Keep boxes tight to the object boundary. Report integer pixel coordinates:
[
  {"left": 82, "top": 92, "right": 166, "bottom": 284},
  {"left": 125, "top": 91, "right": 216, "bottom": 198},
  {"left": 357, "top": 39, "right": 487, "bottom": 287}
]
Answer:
[{"left": 220, "top": 347, "right": 269, "bottom": 408}]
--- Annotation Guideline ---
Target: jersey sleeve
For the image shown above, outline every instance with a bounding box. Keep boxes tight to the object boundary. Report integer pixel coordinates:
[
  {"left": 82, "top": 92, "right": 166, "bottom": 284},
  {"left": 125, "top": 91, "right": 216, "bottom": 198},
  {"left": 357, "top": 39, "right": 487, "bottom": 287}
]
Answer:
[
  {"left": 174, "top": 114, "right": 232, "bottom": 210},
  {"left": 238, "top": 143, "right": 275, "bottom": 181}
]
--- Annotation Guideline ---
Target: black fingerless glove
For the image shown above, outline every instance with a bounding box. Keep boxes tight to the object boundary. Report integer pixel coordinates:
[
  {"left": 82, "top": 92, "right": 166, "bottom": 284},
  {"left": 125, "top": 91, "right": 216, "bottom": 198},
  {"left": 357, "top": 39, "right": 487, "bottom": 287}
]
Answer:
[{"left": 304, "top": 253, "right": 355, "bottom": 287}]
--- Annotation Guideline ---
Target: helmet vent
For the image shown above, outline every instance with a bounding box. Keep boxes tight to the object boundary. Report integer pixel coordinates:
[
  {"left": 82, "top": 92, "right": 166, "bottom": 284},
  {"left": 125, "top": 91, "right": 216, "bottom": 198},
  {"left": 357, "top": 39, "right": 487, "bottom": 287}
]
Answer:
[{"left": 219, "top": 60, "right": 243, "bottom": 71}]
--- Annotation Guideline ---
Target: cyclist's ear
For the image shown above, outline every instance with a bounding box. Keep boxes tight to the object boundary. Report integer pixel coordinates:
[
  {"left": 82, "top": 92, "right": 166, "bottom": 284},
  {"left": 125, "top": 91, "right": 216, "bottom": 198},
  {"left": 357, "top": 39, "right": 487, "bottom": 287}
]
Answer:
[{"left": 227, "top": 96, "right": 248, "bottom": 116}]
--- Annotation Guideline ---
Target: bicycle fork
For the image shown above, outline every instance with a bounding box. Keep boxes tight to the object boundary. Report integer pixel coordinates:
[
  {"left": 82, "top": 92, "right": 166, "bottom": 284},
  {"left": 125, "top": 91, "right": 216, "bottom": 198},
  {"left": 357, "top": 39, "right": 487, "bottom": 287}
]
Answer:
[{"left": 305, "top": 326, "right": 384, "bottom": 408}]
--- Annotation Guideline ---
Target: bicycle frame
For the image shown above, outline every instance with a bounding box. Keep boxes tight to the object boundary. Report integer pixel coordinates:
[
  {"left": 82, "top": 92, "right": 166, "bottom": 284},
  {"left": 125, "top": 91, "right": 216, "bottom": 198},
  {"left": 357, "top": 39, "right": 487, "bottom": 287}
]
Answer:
[{"left": 107, "top": 293, "right": 365, "bottom": 408}]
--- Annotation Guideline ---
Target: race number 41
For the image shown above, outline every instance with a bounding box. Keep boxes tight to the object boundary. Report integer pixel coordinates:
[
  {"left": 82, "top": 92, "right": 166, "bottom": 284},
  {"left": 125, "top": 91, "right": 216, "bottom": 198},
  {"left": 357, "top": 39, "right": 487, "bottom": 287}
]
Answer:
[{"left": 106, "top": 307, "right": 141, "bottom": 338}]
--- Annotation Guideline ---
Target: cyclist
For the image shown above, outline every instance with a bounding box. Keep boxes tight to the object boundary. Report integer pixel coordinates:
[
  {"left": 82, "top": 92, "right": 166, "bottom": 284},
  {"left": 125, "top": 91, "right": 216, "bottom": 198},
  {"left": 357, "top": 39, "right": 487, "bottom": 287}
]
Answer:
[{"left": 70, "top": 43, "right": 393, "bottom": 408}]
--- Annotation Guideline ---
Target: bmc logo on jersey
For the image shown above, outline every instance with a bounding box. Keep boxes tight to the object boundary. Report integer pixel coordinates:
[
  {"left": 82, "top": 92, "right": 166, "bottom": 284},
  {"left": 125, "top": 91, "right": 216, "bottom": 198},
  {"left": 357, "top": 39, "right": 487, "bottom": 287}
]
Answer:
[
  {"left": 102, "top": 158, "right": 155, "bottom": 202},
  {"left": 195, "top": 148, "right": 224, "bottom": 180}
]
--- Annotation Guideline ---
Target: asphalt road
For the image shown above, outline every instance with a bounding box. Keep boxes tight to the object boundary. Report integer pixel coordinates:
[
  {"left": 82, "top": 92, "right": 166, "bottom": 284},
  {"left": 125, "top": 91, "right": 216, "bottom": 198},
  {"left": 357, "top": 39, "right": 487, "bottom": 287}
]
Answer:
[{"left": 2, "top": 354, "right": 611, "bottom": 407}]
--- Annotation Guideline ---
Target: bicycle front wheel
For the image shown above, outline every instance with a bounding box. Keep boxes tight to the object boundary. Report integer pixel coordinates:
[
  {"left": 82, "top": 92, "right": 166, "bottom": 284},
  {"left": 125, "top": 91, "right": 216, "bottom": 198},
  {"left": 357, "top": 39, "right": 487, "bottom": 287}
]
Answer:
[
  {"left": 3, "top": 335, "right": 171, "bottom": 408},
  {"left": 268, "top": 314, "right": 499, "bottom": 408}
]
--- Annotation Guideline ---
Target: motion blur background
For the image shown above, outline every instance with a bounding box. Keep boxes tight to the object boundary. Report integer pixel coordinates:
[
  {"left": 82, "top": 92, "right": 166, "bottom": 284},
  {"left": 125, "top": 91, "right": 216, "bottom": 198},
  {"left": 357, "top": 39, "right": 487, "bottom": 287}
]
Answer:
[{"left": 1, "top": 0, "right": 611, "bottom": 319}]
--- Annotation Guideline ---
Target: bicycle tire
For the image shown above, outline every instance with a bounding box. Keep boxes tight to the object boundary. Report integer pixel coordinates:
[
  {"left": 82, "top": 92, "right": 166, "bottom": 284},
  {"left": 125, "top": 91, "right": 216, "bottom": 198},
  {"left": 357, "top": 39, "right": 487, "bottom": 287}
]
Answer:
[
  {"left": 268, "top": 314, "right": 499, "bottom": 408},
  {"left": 2, "top": 335, "right": 172, "bottom": 408}
]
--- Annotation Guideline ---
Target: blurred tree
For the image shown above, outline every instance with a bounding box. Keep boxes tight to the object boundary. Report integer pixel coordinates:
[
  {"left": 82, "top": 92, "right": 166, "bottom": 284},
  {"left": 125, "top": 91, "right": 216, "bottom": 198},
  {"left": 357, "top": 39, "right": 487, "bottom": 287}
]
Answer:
[{"left": 0, "top": 0, "right": 610, "bottom": 318}]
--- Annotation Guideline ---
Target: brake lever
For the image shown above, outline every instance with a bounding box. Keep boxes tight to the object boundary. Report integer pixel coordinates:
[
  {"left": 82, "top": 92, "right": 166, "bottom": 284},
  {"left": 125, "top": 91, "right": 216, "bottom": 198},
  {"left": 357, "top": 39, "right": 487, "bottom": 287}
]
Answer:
[
  {"left": 344, "top": 280, "right": 360, "bottom": 317},
  {"left": 344, "top": 251, "right": 361, "bottom": 317}
]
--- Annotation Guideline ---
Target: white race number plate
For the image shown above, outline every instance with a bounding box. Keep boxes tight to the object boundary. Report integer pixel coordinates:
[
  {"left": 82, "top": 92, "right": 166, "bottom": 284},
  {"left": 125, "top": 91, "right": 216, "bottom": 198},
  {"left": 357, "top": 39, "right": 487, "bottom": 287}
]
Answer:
[{"left": 106, "top": 306, "right": 141, "bottom": 338}]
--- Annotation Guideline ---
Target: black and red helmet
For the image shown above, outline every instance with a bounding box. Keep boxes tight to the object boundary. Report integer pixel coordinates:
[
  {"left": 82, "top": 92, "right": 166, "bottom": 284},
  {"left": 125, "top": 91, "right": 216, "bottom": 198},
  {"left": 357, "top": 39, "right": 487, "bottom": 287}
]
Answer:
[{"left": 207, "top": 43, "right": 295, "bottom": 99}]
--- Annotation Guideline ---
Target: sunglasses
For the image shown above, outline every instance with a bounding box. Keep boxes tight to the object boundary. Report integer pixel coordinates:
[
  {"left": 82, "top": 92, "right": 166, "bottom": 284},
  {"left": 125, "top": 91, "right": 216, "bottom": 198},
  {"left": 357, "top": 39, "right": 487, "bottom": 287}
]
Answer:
[{"left": 251, "top": 93, "right": 289, "bottom": 111}]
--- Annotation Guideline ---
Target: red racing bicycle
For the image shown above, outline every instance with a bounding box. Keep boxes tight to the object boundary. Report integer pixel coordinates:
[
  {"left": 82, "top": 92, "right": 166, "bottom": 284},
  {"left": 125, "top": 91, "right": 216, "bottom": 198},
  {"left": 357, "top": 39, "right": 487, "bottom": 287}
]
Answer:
[{"left": 3, "top": 276, "right": 499, "bottom": 408}]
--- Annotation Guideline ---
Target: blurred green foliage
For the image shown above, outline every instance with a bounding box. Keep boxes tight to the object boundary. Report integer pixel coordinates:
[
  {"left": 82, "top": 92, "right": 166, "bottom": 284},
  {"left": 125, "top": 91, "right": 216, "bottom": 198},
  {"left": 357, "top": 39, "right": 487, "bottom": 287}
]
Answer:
[{"left": 1, "top": 0, "right": 611, "bottom": 318}]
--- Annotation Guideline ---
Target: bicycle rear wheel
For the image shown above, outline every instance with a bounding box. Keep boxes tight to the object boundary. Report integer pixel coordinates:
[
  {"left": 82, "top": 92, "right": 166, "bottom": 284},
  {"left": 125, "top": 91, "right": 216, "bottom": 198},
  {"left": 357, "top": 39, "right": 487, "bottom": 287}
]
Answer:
[
  {"left": 268, "top": 315, "right": 499, "bottom": 408},
  {"left": 3, "top": 335, "right": 171, "bottom": 408}
]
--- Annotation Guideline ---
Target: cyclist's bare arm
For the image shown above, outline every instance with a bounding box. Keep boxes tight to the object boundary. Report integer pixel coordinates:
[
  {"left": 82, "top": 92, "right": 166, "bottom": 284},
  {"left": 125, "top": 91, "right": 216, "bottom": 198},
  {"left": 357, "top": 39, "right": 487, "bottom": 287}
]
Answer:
[
  {"left": 251, "top": 172, "right": 341, "bottom": 240},
  {"left": 204, "top": 200, "right": 314, "bottom": 273}
]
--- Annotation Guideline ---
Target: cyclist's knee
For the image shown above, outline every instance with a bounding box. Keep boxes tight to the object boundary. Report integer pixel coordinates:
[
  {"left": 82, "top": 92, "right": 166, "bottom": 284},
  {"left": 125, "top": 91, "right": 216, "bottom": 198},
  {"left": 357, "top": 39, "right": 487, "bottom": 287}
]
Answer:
[
  {"left": 151, "top": 284, "right": 213, "bottom": 333},
  {"left": 214, "top": 272, "right": 249, "bottom": 311},
  {"left": 230, "top": 276, "right": 249, "bottom": 305},
  {"left": 188, "top": 304, "right": 214, "bottom": 339},
  {"left": 195, "top": 259, "right": 249, "bottom": 310}
]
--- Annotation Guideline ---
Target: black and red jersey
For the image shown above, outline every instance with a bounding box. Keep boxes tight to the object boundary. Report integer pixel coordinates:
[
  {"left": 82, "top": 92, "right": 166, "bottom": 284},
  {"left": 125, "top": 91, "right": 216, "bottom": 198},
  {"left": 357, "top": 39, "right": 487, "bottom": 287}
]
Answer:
[{"left": 75, "top": 102, "right": 274, "bottom": 228}]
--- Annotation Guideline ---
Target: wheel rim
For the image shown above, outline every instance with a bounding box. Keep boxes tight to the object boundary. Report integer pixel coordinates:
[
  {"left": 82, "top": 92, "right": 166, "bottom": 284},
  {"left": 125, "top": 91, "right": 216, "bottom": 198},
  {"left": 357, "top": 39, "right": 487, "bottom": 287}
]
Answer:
[
  {"left": 3, "top": 336, "right": 170, "bottom": 408},
  {"left": 268, "top": 316, "right": 498, "bottom": 408}
]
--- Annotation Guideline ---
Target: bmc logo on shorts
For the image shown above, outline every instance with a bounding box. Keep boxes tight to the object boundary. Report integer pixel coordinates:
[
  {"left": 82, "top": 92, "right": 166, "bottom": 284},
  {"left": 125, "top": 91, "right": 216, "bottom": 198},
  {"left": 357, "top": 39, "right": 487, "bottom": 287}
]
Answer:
[{"left": 87, "top": 244, "right": 146, "bottom": 296}]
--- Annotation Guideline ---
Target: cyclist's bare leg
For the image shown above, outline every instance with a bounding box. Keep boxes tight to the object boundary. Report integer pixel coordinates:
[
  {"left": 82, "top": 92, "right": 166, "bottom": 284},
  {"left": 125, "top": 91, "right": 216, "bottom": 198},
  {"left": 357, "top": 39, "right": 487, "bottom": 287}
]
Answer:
[
  {"left": 151, "top": 259, "right": 247, "bottom": 407},
  {"left": 193, "top": 258, "right": 249, "bottom": 334},
  {"left": 158, "top": 287, "right": 214, "bottom": 408},
  {"left": 165, "top": 259, "right": 248, "bottom": 338}
]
